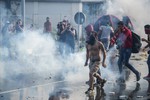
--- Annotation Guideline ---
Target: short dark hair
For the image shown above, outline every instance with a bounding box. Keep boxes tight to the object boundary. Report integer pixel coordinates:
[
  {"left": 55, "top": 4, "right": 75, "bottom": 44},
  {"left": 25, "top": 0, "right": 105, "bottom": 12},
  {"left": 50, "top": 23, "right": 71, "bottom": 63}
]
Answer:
[
  {"left": 118, "top": 21, "right": 124, "bottom": 26},
  {"left": 46, "top": 17, "right": 49, "bottom": 20},
  {"left": 144, "top": 24, "right": 150, "bottom": 29}
]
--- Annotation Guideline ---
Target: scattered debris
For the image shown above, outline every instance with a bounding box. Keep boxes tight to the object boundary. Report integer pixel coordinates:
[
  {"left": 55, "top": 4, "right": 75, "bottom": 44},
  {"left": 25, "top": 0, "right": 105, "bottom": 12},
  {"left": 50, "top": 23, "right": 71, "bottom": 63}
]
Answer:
[
  {"left": 136, "top": 96, "right": 143, "bottom": 98},
  {"left": 139, "top": 52, "right": 147, "bottom": 58},
  {"left": 61, "top": 92, "right": 69, "bottom": 99},
  {"left": 109, "top": 92, "right": 115, "bottom": 95},
  {"left": 130, "top": 57, "right": 142, "bottom": 61},
  {"left": 131, "top": 55, "right": 135, "bottom": 58},
  {"left": 45, "top": 76, "right": 51, "bottom": 80},
  {"left": 107, "top": 81, "right": 114, "bottom": 84},
  {"left": 119, "top": 95, "right": 127, "bottom": 99}
]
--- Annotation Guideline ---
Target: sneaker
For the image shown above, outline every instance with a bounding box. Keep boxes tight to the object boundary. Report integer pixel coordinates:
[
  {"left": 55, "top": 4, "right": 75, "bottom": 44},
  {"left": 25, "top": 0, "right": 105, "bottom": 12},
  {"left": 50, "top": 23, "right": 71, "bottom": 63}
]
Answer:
[
  {"left": 85, "top": 88, "right": 93, "bottom": 94},
  {"left": 136, "top": 72, "right": 141, "bottom": 81},
  {"left": 101, "top": 79, "right": 107, "bottom": 87},
  {"left": 96, "top": 78, "right": 101, "bottom": 84},
  {"left": 143, "top": 74, "right": 150, "bottom": 79},
  {"left": 94, "top": 79, "right": 101, "bottom": 87}
]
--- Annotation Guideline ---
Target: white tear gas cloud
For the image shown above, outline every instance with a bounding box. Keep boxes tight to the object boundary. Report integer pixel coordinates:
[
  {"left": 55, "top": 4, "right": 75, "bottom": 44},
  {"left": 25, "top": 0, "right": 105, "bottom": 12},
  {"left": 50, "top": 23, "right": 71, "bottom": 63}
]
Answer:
[
  {"left": 106, "top": 0, "right": 150, "bottom": 36},
  {"left": 0, "top": 30, "right": 120, "bottom": 97},
  {"left": 0, "top": 30, "right": 89, "bottom": 91}
]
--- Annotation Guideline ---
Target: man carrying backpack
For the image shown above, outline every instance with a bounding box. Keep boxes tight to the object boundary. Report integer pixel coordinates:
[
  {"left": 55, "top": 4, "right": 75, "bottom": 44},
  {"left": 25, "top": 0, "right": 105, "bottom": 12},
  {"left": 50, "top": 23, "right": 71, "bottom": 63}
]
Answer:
[{"left": 110, "top": 21, "right": 141, "bottom": 82}]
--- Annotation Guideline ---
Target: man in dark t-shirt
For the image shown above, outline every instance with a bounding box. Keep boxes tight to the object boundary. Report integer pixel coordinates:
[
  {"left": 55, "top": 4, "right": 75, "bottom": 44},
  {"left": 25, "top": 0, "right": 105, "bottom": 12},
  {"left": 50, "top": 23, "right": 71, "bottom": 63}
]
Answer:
[{"left": 44, "top": 17, "right": 52, "bottom": 33}]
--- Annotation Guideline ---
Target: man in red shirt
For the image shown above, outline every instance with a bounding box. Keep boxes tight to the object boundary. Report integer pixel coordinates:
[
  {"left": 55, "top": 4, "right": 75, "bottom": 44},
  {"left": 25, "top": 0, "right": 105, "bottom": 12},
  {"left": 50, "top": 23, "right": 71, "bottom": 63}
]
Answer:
[
  {"left": 110, "top": 21, "right": 141, "bottom": 82},
  {"left": 44, "top": 17, "right": 52, "bottom": 33}
]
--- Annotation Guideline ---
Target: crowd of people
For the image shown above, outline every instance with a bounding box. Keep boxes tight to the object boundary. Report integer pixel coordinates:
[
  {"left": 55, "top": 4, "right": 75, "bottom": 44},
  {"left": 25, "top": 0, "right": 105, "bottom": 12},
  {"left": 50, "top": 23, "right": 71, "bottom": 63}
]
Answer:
[
  {"left": 0, "top": 19, "right": 24, "bottom": 59},
  {"left": 43, "top": 17, "right": 78, "bottom": 55},
  {"left": 1, "top": 19, "right": 23, "bottom": 36},
  {"left": 1, "top": 16, "right": 150, "bottom": 96},
  {"left": 56, "top": 19, "right": 78, "bottom": 55},
  {"left": 0, "top": 16, "right": 78, "bottom": 58},
  {"left": 84, "top": 21, "right": 150, "bottom": 95}
]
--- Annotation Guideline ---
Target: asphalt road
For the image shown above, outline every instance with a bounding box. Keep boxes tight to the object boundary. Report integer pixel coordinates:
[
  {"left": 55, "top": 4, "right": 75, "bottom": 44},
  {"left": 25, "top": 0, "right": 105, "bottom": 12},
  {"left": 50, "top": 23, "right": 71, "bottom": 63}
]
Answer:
[{"left": 0, "top": 51, "right": 150, "bottom": 100}]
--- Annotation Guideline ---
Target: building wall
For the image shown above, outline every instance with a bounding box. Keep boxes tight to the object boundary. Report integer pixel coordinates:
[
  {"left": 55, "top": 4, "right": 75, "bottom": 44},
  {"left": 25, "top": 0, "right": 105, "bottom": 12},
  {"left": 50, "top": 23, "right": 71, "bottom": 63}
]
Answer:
[
  {"left": 0, "top": 1, "right": 82, "bottom": 32},
  {"left": 25, "top": 2, "right": 82, "bottom": 32},
  {"left": 25, "top": 1, "right": 105, "bottom": 32},
  {"left": 0, "top": 0, "right": 105, "bottom": 36}
]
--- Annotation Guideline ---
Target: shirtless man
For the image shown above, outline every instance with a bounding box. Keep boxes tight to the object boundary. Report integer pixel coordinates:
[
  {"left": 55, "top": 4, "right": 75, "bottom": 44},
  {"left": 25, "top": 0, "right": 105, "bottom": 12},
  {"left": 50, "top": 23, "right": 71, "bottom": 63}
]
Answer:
[{"left": 84, "top": 31, "right": 107, "bottom": 94}]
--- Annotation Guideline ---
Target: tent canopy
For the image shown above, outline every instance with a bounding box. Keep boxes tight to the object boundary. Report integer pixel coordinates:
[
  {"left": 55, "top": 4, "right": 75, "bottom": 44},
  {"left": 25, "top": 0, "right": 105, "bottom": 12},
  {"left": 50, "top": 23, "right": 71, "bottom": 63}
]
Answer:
[
  {"left": 94, "top": 14, "right": 134, "bottom": 32},
  {"left": 94, "top": 14, "right": 120, "bottom": 32}
]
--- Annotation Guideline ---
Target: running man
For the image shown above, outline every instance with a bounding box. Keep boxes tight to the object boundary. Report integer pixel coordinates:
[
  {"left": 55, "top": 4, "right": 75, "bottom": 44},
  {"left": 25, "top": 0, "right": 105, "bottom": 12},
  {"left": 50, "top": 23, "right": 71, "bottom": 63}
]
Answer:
[
  {"left": 110, "top": 21, "right": 141, "bottom": 82},
  {"left": 84, "top": 31, "right": 107, "bottom": 94}
]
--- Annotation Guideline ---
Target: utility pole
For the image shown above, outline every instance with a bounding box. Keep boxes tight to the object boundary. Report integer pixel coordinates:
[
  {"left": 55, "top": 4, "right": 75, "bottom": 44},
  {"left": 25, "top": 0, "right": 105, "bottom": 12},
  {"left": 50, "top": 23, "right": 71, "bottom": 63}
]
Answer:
[{"left": 21, "top": 0, "right": 25, "bottom": 28}]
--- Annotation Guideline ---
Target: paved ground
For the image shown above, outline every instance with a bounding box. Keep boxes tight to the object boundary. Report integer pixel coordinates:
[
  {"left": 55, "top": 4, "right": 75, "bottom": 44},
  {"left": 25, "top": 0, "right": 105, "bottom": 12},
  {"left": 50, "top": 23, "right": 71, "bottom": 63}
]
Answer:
[{"left": 0, "top": 51, "right": 150, "bottom": 100}]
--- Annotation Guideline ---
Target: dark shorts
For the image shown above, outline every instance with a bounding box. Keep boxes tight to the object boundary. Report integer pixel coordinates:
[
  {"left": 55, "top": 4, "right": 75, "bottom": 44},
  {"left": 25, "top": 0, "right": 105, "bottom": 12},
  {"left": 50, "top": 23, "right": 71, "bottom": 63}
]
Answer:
[{"left": 89, "top": 61, "right": 100, "bottom": 74}]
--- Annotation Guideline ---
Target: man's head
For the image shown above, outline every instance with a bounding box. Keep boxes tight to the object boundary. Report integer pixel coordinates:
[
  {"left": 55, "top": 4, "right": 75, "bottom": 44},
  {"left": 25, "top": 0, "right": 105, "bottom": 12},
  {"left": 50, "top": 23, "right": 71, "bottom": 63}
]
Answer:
[
  {"left": 17, "top": 19, "right": 22, "bottom": 25},
  {"left": 57, "top": 22, "right": 65, "bottom": 31},
  {"left": 85, "top": 24, "right": 94, "bottom": 34},
  {"left": 117, "top": 21, "right": 124, "bottom": 31},
  {"left": 144, "top": 24, "right": 150, "bottom": 35},
  {"left": 46, "top": 17, "right": 49, "bottom": 21},
  {"left": 118, "top": 21, "right": 124, "bottom": 27},
  {"left": 86, "top": 31, "right": 97, "bottom": 45}
]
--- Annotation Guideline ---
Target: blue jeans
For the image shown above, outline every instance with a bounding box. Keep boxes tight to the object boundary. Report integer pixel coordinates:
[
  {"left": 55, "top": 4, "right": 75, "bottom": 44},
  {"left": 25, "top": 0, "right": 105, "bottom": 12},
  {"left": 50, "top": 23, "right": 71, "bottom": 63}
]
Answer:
[
  {"left": 118, "top": 48, "right": 139, "bottom": 75},
  {"left": 101, "top": 38, "right": 110, "bottom": 51}
]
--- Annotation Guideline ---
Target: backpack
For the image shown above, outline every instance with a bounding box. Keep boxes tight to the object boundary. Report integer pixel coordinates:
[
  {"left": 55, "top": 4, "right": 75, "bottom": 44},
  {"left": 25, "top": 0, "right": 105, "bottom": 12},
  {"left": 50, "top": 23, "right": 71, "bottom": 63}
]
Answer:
[{"left": 131, "top": 31, "right": 142, "bottom": 53}]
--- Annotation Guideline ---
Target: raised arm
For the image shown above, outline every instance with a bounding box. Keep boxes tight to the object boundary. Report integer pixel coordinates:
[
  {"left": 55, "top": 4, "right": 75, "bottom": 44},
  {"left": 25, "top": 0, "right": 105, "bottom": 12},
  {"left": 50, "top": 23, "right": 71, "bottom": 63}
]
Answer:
[
  {"left": 142, "top": 38, "right": 150, "bottom": 44},
  {"left": 141, "top": 38, "right": 150, "bottom": 50}
]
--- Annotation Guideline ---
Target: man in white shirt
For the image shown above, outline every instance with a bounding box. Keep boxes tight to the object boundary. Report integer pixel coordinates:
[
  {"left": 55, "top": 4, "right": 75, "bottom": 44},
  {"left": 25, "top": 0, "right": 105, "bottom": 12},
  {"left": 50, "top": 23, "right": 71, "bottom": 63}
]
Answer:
[{"left": 98, "top": 23, "right": 114, "bottom": 51}]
